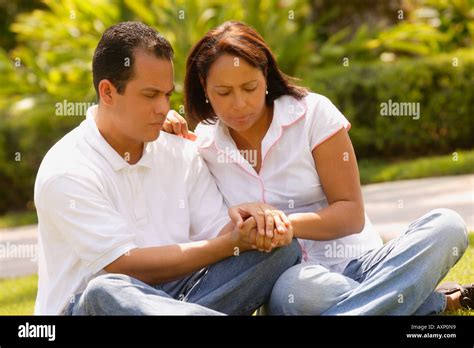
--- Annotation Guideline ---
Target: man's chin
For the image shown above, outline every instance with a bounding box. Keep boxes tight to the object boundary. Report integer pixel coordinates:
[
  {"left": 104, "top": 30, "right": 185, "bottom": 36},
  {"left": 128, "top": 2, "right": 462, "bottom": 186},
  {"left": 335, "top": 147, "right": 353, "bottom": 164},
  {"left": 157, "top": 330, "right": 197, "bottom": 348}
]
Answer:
[{"left": 145, "top": 129, "right": 161, "bottom": 142}]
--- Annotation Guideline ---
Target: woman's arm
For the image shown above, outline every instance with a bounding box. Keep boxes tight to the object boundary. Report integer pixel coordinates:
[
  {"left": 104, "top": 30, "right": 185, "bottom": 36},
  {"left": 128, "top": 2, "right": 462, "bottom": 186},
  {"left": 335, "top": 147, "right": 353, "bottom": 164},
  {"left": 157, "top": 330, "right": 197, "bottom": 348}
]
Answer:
[{"left": 290, "top": 128, "right": 365, "bottom": 241}]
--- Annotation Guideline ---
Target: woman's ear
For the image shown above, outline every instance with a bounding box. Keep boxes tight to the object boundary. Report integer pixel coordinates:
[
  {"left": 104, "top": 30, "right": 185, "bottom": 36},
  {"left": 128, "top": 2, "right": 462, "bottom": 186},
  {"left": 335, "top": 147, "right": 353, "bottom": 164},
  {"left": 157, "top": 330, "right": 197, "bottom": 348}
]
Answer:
[
  {"left": 199, "top": 76, "right": 208, "bottom": 98},
  {"left": 262, "top": 67, "right": 268, "bottom": 88}
]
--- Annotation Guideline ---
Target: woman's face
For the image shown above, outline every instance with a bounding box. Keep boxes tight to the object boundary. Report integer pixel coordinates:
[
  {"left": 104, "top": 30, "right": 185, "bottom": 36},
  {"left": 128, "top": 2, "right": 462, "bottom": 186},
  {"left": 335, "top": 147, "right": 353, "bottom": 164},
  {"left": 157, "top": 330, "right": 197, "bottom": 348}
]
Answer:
[{"left": 205, "top": 54, "right": 267, "bottom": 132}]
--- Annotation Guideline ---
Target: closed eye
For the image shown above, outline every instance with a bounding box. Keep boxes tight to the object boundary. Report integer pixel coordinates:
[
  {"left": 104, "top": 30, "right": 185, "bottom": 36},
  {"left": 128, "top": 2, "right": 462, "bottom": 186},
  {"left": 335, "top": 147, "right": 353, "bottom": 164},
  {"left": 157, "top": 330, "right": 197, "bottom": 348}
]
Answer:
[{"left": 144, "top": 92, "right": 173, "bottom": 98}]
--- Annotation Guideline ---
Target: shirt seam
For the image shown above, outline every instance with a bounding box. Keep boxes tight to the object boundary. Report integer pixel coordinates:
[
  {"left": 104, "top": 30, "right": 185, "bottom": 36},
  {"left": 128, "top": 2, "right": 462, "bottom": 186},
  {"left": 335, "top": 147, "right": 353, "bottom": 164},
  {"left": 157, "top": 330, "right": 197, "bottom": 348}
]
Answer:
[{"left": 311, "top": 122, "right": 352, "bottom": 152}]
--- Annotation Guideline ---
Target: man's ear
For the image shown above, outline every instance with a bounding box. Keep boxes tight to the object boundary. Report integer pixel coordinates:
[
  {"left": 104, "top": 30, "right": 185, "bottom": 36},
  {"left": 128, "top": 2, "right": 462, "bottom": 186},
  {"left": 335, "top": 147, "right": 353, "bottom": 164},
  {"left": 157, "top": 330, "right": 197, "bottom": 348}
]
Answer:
[{"left": 98, "top": 79, "right": 116, "bottom": 106}]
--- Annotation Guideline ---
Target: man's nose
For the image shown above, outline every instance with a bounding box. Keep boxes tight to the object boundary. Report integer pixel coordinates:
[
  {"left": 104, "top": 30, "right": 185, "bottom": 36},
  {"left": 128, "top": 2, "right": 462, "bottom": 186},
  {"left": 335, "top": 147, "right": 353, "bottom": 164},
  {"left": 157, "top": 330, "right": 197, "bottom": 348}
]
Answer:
[{"left": 154, "top": 94, "right": 170, "bottom": 116}]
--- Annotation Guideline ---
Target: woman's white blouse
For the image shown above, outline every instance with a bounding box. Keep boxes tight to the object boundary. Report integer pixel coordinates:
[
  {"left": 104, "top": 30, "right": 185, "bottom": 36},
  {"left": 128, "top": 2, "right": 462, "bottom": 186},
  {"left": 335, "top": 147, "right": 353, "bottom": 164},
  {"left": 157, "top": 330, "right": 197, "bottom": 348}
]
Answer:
[{"left": 195, "top": 92, "right": 383, "bottom": 273}]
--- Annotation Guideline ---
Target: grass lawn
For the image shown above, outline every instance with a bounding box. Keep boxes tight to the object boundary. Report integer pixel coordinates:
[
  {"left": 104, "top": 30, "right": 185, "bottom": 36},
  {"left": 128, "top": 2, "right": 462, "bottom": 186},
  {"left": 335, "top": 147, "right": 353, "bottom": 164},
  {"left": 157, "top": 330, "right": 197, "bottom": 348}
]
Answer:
[
  {"left": 441, "top": 232, "right": 474, "bottom": 316},
  {"left": 0, "top": 210, "right": 37, "bottom": 229},
  {"left": 358, "top": 149, "right": 474, "bottom": 185},
  {"left": 0, "top": 273, "right": 37, "bottom": 315},
  {"left": 1, "top": 233, "right": 473, "bottom": 315}
]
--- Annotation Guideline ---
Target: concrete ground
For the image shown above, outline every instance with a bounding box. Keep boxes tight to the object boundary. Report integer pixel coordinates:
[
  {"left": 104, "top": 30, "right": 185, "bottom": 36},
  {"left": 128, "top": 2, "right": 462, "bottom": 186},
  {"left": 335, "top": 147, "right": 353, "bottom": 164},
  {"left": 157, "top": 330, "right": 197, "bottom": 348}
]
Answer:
[{"left": 364, "top": 174, "right": 473, "bottom": 241}]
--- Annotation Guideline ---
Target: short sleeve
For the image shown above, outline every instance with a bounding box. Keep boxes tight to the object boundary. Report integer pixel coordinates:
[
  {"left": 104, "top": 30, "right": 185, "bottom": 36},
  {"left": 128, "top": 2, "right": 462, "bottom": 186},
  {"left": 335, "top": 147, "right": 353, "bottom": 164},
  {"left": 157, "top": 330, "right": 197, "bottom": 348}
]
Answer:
[
  {"left": 308, "top": 95, "right": 351, "bottom": 150},
  {"left": 38, "top": 175, "right": 138, "bottom": 274},
  {"left": 186, "top": 152, "right": 230, "bottom": 241}
]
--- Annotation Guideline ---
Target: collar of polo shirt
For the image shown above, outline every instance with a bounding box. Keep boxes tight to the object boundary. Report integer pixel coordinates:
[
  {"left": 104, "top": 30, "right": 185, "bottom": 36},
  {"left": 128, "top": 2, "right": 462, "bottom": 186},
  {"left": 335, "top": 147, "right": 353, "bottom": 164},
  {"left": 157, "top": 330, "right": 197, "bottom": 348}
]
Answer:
[{"left": 199, "top": 94, "right": 307, "bottom": 160}]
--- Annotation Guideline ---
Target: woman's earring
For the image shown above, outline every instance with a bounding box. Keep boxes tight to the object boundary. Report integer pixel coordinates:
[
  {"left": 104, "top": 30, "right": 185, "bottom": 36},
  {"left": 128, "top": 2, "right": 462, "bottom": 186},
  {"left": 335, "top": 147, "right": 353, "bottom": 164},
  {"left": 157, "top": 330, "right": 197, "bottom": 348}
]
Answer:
[
  {"left": 205, "top": 98, "right": 209, "bottom": 103},
  {"left": 265, "top": 90, "right": 269, "bottom": 95}
]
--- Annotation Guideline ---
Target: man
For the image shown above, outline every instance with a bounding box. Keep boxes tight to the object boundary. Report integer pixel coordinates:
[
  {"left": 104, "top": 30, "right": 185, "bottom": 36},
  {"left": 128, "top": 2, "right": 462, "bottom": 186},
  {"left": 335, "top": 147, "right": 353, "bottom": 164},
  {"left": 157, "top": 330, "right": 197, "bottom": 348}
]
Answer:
[{"left": 34, "top": 21, "right": 301, "bottom": 315}]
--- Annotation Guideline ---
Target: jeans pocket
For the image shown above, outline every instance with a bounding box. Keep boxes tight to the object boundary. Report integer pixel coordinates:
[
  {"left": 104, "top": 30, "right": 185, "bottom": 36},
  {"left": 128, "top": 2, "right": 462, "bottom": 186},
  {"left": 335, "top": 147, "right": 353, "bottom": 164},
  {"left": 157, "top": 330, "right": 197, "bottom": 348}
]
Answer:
[{"left": 182, "top": 267, "right": 209, "bottom": 302}]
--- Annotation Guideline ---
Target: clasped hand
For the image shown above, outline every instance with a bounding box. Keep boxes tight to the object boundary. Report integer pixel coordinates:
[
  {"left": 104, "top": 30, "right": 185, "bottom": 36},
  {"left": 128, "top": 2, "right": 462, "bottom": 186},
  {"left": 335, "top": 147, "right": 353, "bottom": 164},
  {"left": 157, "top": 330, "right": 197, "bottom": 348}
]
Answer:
[{"left": 228, "top": 203, "right": 294, "bottom": 253}]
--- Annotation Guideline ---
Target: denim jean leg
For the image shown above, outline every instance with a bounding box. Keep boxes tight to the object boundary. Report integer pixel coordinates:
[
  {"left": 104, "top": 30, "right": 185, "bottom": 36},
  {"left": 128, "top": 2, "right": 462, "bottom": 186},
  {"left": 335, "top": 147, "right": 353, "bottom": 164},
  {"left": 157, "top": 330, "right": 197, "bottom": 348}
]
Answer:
[
  {"left": 322, "top": 208, "right": 468, "bottom": 315},
  {"left": 413, "top": 291, "right": 447, "bottom": 315},
  {"left": 184, "top": 239, "right": 302, "bottom": 315},
  {"left": 68, "top": 273, "right": 224, "bottom": 315},
  {"left": 267, "top": 262, "right": 360, "bottom": 315}
]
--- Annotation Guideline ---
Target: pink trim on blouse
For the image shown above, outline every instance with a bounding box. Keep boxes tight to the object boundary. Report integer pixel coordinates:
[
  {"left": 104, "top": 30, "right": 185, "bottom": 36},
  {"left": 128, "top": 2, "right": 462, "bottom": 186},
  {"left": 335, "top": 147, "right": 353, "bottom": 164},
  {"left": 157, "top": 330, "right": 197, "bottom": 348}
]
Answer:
[
  {"left": 311, "top": 123, "right": 352, "bottom": 152},
  {"left": 298, "top": 240, "right": 309, "bottom": 262},
  {"left": 212, "top": 142, "right": 266, "bottom": 202}
]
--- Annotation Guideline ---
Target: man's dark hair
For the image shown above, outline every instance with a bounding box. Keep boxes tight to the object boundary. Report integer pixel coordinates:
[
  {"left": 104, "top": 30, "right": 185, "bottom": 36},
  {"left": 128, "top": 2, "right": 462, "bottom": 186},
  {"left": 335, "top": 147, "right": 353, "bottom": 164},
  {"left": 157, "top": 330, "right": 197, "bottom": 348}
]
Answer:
[{"left": 92, "top": 21, "right": 174, "bottom": 98}]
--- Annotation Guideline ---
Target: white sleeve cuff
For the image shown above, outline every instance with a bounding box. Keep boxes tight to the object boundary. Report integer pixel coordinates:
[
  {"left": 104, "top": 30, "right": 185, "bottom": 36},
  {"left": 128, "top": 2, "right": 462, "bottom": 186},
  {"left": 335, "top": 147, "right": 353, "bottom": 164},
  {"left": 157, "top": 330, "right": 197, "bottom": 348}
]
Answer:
[{"left": 88, "top": 239, "right": 138, "bottom": 275}]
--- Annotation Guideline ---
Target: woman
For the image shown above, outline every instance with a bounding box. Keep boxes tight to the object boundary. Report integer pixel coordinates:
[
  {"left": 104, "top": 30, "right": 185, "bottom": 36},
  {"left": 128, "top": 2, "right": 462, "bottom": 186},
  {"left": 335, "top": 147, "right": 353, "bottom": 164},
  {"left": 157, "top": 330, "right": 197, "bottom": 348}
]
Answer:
[{"left": 165, "top": 21, "right": 472, "bottom": 315}]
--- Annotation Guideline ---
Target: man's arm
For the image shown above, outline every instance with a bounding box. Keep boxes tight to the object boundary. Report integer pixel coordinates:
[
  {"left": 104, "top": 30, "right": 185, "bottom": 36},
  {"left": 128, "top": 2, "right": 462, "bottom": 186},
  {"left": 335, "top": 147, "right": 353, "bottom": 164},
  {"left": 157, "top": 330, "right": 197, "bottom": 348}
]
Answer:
[
  {"left": 104, "top": 218, "right": 256, "bottom": 285},
  {"left": 40, "top": 175, "right": 259, "bottom": 287}
]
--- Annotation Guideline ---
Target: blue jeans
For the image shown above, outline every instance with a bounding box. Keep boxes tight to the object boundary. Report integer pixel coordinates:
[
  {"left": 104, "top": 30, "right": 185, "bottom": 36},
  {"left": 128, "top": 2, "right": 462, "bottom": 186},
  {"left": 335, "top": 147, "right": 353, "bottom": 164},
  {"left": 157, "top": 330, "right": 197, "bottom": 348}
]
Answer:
[
  {"left": 64, "top": 239, "right": 301, "bottom": 315},
  {"left": 267, "top": 208, "right": 469, "bottom": 315}
]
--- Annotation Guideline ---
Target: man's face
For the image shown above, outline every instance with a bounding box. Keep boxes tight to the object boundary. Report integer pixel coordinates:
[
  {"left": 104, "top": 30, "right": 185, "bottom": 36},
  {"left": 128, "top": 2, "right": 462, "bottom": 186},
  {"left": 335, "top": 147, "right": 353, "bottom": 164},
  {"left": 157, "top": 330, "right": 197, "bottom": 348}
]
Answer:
[{"left": 109, "top": 49, "right": 174, "bottom": 144}]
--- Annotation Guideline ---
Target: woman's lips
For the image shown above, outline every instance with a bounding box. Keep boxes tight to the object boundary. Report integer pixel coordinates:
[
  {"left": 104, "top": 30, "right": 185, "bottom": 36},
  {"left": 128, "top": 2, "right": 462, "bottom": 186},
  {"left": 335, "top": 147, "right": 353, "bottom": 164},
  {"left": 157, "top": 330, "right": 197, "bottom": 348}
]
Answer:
[{"left": 233, "top": 114, "right": 252, "bottom": 123}]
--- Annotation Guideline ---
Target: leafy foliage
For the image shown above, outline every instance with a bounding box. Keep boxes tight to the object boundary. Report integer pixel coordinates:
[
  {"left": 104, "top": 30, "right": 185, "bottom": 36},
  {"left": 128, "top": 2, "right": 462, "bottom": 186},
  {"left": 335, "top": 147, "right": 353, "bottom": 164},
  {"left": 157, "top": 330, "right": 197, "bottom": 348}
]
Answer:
[{"left": 0, "top": 0, "right": 472, "bottom": 213}]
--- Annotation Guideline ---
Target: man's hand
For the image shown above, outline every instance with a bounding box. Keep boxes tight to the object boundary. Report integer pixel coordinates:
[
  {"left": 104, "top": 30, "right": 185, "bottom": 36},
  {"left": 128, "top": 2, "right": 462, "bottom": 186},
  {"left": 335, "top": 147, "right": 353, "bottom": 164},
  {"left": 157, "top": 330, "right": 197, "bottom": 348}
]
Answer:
[
  {"left": 230, "top": 216, "right": 258, "bottom": 252},
  {"left": 163, "top": 110, "right": 196, "bottom": 140},
  {"left": 228, "top": 202, "right": 292, "bottom": 252}
]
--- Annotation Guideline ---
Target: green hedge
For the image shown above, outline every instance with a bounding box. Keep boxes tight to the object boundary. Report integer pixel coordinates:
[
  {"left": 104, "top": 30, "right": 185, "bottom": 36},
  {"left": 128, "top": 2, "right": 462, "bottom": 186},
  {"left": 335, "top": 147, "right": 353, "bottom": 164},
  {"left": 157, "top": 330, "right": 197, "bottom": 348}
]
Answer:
[
  {"left": 0, "top": 101, "right": 81, "bottom": 214},
  {"left": 308, "top": 49, "right": 474, "bottom": 159}
]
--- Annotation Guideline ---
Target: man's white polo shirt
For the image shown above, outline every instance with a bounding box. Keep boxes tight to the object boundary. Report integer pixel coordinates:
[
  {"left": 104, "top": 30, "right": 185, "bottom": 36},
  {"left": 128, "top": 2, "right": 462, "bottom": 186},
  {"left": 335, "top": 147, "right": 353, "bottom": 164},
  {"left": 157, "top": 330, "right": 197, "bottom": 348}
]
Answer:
[
  {"left": 195, "top": 92, "right": 383, "bottom": 273},
  {"left": 34, "top": 105, "right": 229, "bottom": 314}
]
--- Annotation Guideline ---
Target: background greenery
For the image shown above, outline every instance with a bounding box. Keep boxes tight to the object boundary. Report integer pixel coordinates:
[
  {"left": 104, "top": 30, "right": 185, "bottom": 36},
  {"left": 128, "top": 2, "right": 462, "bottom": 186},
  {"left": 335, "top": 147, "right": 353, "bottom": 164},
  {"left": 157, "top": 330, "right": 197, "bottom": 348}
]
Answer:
[{"left": 0, "top": 0, "right": 473, "bottom": 214}]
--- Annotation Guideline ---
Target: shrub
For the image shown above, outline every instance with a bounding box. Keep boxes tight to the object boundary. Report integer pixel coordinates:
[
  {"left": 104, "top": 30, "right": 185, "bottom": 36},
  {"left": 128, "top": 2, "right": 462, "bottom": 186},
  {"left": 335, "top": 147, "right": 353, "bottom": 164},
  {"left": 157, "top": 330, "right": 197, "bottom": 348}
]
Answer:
[{"left": 308, "top": 49, "right": 474, "bottom": 158}]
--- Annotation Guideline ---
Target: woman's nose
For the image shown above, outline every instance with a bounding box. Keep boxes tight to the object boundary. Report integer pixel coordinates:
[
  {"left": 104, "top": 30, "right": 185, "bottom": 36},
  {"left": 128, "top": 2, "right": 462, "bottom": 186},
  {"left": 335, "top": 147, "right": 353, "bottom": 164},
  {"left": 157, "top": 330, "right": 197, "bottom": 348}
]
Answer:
[{"left": 233, "top": 91, "right": 246, "bottom": 110}]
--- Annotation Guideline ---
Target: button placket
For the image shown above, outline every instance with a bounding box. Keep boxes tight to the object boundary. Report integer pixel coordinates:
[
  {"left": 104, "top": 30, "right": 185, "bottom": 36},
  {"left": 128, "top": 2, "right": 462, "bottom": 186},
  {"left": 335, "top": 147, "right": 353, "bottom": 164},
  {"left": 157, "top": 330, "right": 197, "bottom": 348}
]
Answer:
[{"left": 127, "top": 167, "right": 148, "bottom": 226}]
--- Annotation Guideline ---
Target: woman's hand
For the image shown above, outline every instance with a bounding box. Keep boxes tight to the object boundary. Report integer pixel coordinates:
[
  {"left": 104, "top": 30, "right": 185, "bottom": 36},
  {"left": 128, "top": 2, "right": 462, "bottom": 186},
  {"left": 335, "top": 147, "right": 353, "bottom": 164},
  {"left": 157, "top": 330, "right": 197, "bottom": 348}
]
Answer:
[
  {"left": 163, "top": 110, "right": 196, "bottom": 140},
  {"left": 228, "top": 202, "right": 293, "bottom": 252}
]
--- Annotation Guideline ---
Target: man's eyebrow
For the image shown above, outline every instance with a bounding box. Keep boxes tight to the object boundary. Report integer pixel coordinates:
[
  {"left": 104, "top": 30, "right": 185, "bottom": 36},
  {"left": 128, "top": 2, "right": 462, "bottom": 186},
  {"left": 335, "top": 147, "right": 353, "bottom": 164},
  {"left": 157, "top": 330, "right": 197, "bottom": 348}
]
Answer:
[
  {"left": 141, "top": 85, "right": 175, "bottom": 93},
  {"left": 214, "top": 80, "right": 258, "bottom": 88}
]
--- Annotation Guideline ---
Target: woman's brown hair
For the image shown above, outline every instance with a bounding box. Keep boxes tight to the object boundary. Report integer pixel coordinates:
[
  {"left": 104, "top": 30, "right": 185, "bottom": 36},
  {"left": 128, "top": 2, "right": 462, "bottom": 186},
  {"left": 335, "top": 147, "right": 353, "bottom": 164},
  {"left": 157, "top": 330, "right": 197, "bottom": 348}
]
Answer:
[{"left": 185, "top": 21, "right": 307, "bottom": 125}]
